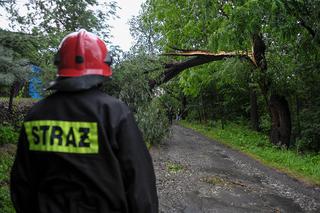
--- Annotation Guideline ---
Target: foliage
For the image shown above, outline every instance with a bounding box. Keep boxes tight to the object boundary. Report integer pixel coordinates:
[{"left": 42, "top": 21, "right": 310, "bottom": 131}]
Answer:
[
  {"left": 129, "top": 3, "right": 162, "bottom": 54},
  {"left": 297, "top": 97, "right": 320, "bottom": 152},
  {"left": 104, "top": 53, "right": 153, "bottom": 108},
  {"left": 2, "top": 0, "right": 119, "bottom": 88},
  {"left": 139, "top": 0, "right": 320, "bottom": 151},
  {"left": 180, "top": 120, "right": 320, "bottom": 185},
  {"left": 166, "top": 161, "right": 184, "bottom": 173},
  {"left": 103, "top": 52, "right": 170, "bottom": 145},
  {"left": 135, "top": 100, "right": 169, "bottom": 146},
  {"left": 0, "top": 186, "right": 14, "bottom": 213},
  {"left": 0, "top": 146, "right": 15, "bottom": 213},
  {"left": 0, "top": 29, "right": 39, "bottom": 87},
  {"left": 0, "top": 124, "right": 18, "bottom": 146},
  {"left": 0, "top": 46, "right": 29, "bottom": 87},
  {"left": 6, "top": 0, "right": 118, "bottom": 40}
]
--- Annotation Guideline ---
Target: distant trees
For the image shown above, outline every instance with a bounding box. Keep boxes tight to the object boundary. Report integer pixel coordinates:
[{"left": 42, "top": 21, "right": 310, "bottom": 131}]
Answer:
[
  {"left": 2, "top": 0, "right": 119, "bottom": 83},
  {"left": 0, "top": 1, "right": 170, "bottom": 146},
  {"left": 0, "top": 29, "right": 41, "bottom": 112},
  {"left": 0, "top": 0, "right": 118, "bottom": 111}
]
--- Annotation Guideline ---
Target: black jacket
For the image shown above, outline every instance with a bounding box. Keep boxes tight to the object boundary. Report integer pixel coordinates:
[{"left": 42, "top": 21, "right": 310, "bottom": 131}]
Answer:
[{"left": 10, "top": 87, "right": 158, "bottom": 213}]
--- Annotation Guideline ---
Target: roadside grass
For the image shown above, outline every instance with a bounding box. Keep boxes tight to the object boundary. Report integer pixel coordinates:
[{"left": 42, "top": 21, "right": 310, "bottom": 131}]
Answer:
[
  {"left": 166, "top": 161, "right": 184, "bottom": 173},
  {"left": 0, "top": 125, "right": 19, "bottom": 146},
  {"left": 179, "top": 120, "right": 320, "bottom": 185},
  {"left": 0, "top": 122, "right": 19, "bottom": 212},
  {"left": 0, "top": 147, "right": 15, "bottom": 213}
]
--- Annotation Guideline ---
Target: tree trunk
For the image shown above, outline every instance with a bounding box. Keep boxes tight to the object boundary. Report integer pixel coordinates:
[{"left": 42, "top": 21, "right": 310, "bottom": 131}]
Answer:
[
  {"left": 8, "top": 81, "right": 23, "bottom": 114},
  {"left": 252, "top": 33, "right": 292, "bottom": 147},
  {"left": 250, "top": 90, "right": 260, "bottom": 131},
  {"left": 8, "top": 83, "right": 15, "bottom": 114},
  {"left": 295, "top": 96, "right": 301, "bottom": 139},
  {"left": 180, "top": 95, "right": 188, "bottom": 119},
  {"left": 269, "top": 94, "right": 292, "bottom": 147},
  {"left": 201, "top": 95, "right": 207, "bottom": 122}
]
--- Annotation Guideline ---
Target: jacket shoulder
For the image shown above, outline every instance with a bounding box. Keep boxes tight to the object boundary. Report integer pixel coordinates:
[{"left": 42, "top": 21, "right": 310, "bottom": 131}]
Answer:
[{"left": 95, "top": 90, "right": 129, "bottom": 110}]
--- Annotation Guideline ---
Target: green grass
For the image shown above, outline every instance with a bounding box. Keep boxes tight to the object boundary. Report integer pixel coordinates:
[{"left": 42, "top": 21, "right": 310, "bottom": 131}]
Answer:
[
  {"left": 201, "top": 176, "right": 227, "bottom": 186},
  {"left": 166, "top": 161, "right": 184, "bottom": 173},
  {"left": 0, "top": 148, "right": 15, "bottom": 213},
  {"left": 179, "top": 120, "right": 320, "bottom": 185},
  {"left": 0, "top": 125, "right": 19, "bottom": 146}
]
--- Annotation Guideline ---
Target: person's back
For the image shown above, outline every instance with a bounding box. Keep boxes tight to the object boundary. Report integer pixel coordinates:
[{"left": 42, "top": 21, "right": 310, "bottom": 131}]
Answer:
[{"left": 10, "top": 30, "right": 158, "bottom": 213}]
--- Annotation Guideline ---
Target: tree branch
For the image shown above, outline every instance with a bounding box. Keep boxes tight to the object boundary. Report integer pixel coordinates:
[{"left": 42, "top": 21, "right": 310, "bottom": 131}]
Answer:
[{"left": 149, "top": 50, "right": 254, "bottom": 89}]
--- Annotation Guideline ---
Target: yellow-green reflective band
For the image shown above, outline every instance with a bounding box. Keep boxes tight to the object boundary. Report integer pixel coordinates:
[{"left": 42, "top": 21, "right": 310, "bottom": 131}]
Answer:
[{"left": 24, "top": 120, "right": 98, "bottom": 154}]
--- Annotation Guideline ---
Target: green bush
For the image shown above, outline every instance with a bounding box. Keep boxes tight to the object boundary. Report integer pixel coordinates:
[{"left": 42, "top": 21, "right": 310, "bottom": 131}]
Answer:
[
  {"left": 0, "top": 186, "right": 15, "bottom": 213},
  {"left": 0, "top": 125, "right": 19, "bottom": 146},
  {"left": 0, "top": 150, "right": 15, "bottom": 213},
  {"left": 135, "top": 100, "right": 170, "bottom": 147},
  {"left": 103, "top": 53, "right": 170, "bottom": 146},
  {"left": 297, "top": 106, "right": 320, "bottom": 152}
]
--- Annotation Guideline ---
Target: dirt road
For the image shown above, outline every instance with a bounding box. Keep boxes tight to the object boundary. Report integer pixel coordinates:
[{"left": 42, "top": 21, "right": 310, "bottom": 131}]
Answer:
[{"left": 151, "top": 125, "right": 320, "bottom": 213}]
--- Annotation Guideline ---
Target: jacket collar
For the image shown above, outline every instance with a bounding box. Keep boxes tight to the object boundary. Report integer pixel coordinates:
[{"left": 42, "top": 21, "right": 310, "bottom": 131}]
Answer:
[{"left": 47, "top": 75, "right": 106, "bottom": 92}]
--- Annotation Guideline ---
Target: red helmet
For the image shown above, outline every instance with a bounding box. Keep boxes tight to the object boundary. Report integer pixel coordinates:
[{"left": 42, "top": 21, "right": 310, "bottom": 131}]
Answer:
[{"left": 54, "top": 29, "right": 112, "bottom": 77}]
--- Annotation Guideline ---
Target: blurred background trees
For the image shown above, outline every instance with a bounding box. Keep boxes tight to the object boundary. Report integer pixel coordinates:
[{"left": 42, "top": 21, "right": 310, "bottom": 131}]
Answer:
[
  {"left": 0, "top": 0, "right": 319, "bottom": 151},
  {"left": 0, "top": 0, "right": 170, "bottom": 146}
]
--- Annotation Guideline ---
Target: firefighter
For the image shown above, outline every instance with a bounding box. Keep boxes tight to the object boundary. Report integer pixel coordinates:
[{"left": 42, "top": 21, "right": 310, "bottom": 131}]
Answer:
[{"left": 10, "top": 29, "right": 159, "bottom": 213}]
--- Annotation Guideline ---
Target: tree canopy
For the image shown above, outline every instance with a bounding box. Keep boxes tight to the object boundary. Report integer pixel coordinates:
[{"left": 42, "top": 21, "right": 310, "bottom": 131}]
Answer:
[{"left": 136, "top": 0, "right": 320, "bottom": 150}]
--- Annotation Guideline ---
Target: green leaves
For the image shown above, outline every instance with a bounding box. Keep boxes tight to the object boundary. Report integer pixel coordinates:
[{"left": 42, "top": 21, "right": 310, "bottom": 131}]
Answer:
[
  {"left": 0, "top": 28, "right": 46, "bottom": 87},
  {"left": 135, "top": 100, "right": 169, "bottom": 146},
  {"left": 1, "top": 0, "right": 119, "bottom": 88},
  {"left": 0, "top": 124, "right": 18, "bottom": 146},
  {"left": 7, "top": 0, "right": 118, "bottom": 40},
  {"left": 103, "top": 52, "right": 170, "bottom": 145}
]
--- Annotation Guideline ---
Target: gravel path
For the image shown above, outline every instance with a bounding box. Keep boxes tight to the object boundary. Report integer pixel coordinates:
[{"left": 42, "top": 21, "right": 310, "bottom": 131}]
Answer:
[{"left": 150, "top": 125, "right": 320, "bottom": 213}]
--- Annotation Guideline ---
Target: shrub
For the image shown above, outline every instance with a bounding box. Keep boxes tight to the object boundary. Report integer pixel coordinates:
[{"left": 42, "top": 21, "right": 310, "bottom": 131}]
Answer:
[
  {"left": 135, "top": 100, "right": 170, "bottom": 146},
  {"left": 103, "top": 53, "right": 171, "bottom": 146},
  {"left": 297, "top": 107, "right": 320, "bottom": 152},
  {"left": 0, "top": 98, "right": 36, "bottom": 128},
  {"left": 0, "top": 148, "right": 15, "bottom": 213},
  {"left": 0, "top": 125, "right": 19, "bottom": 146}
]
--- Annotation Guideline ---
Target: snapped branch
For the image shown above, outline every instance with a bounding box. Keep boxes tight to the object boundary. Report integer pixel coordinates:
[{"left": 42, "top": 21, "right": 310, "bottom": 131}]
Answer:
[{"left": 149, "top": 49, "right": 255, "bottom": 89}]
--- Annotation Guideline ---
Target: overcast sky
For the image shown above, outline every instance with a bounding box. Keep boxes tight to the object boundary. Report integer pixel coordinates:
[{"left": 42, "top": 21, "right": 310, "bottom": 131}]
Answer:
[
  {"left": 0, "top": 0, "right": 145, "bottom": 52},
  {"left": 109, "top": 0, "right": 144, "bottom": 51}
]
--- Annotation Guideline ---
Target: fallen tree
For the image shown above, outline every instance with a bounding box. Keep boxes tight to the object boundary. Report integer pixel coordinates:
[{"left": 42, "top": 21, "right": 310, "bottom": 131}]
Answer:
[
  {"left": 150, "top": 34, "right": 291, "bottom": 147},
  {"left": 149, "top": 49, "right": 254, "bottom": 89}
]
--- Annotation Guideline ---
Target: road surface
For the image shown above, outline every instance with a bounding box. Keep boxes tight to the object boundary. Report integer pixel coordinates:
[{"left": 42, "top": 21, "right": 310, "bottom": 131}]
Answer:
[{"left": 151, "top": 125, "right": 320, "bottom": 213}]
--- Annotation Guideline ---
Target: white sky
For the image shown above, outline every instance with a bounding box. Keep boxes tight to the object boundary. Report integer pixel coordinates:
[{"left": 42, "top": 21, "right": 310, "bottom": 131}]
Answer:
[
  {"left": 109, "top": 0, "right": 144, "bottom": 51},
  {"left": 0, "top": 0, "right": 145, "bottom": 52}
]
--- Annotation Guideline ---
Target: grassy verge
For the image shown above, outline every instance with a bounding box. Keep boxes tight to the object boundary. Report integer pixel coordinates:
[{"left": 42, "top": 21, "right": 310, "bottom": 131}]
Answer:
[
  {"left": 179, "top": 120, "right": 320, "bottom": 185},
  {"left": 0, "top": 146, "right": 16, "bottom": 213},
  {"left": 0, "top": 123, "right": 18, "bottom": 213}
]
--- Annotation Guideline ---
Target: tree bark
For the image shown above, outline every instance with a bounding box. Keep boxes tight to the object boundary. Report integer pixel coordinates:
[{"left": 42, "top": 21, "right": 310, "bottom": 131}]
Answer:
[
  {"left": 269, "top": 94, "right": 292, "bottom": 147},
  {"left": 8, "top": 81, "right": 24, "bottom": 114},
  {"left": 250, "top": 90, "right": 260, "bottom": 131},
  {"left": 252, "top": 33, "right": 292, "bottom": 147},
  {"left": 8, "top": 83, "right": 15, "bottom": 114},
  {"left": 181, "top": 95, "right": 188, "bottom": 119},
  {"left": 295, "top": 96, "right": 301, "bottom": 139}
]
